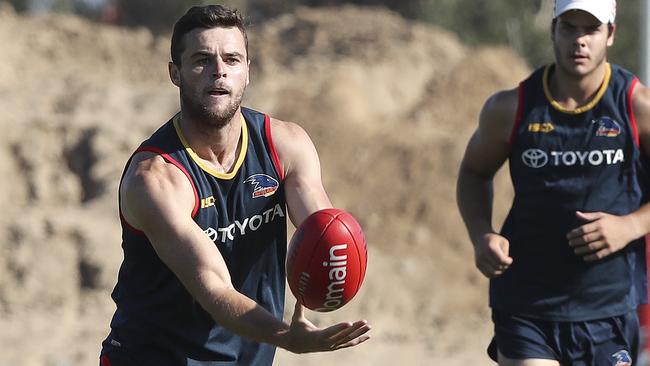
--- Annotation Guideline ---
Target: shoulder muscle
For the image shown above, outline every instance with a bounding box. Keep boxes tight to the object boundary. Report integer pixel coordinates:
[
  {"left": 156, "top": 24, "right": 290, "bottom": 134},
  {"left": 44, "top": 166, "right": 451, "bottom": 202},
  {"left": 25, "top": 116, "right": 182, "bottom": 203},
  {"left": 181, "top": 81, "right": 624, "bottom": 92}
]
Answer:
[
  {"left": 461, "top": 87, "right": 519, "bottom": 177},
  {"left": 121, "top": 152, "right": 196, "bottom": 232},
  {"left": 267, "top": 117, "right": 331, "bottom": 226},
  {"left": 268, "top": 118, "right": 318, "bottom": 178}
]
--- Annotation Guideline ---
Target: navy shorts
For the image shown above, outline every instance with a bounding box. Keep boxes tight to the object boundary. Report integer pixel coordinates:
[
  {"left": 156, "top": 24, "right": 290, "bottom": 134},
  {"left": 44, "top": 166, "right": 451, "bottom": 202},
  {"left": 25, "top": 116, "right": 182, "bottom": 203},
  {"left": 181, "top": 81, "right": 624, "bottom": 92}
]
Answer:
[{"left": 488, "top": 310, "right": 638, "bottom": 365}]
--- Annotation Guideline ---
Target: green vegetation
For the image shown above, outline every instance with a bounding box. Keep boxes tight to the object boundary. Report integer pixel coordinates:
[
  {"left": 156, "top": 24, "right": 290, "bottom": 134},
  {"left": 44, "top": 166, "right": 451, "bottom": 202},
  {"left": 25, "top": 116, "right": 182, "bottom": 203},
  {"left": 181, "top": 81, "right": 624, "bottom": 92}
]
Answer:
[{"left": 410, "top": 0, "right": 641, "bottom": 73}]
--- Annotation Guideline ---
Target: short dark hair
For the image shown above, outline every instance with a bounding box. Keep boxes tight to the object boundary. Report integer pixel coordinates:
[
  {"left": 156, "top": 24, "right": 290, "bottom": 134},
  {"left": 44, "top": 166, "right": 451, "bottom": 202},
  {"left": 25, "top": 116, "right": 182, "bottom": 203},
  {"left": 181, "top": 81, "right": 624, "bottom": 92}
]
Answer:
[
  {"left": 551, "top": 17, "right": 615, "bottom": 36},
  {"left": 170, "top": 5, "right": 248, "bottom": 65}
]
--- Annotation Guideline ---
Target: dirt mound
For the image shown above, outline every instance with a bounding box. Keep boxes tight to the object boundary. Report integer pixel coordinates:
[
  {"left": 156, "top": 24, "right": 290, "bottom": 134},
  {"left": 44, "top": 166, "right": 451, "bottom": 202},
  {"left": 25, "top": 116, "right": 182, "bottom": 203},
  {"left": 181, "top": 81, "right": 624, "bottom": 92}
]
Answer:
[{"left": 0, "top": 4, "right": 529, "bottom": 365}]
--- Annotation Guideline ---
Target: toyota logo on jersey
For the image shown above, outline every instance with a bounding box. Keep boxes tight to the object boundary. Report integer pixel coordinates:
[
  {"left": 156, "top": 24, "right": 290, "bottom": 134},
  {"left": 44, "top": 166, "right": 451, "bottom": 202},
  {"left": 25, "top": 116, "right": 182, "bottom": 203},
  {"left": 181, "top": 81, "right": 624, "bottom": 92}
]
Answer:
[
  {"left": 520, "top": 148, "right": 625, "bottom": 168},
  {"left": 521, "top": 149, "right": 548, "bottom": 168}
]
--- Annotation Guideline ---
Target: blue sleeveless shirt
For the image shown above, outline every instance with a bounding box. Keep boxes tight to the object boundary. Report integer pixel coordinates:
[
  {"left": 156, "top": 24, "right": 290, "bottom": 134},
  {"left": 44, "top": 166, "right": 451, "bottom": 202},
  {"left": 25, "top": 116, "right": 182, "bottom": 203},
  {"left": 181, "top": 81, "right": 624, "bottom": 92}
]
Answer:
[
  {"left": 491, "top": 63, "right": 648, "bottom": 321},
  {"left": 102, "top": 107, "right": 287, "bottom": 365}
]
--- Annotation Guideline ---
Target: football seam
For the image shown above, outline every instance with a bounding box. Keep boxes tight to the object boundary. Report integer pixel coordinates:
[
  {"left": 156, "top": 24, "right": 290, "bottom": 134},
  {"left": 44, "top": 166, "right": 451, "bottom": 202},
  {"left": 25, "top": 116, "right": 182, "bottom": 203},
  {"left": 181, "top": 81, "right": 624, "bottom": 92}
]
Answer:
[{"left": 338, "top": 214, "right": 366, "bottom": 294}]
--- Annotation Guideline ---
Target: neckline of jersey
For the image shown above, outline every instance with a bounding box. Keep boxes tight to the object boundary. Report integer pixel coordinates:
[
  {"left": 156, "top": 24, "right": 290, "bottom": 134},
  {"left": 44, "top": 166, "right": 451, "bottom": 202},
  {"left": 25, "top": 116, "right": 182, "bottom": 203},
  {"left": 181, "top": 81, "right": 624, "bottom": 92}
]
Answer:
[
  {"left": 172, "top": 113, "right": 248, "bottom": 180},
  {"left": 542, "top": 62, "right": 611, "bottom": 115}
]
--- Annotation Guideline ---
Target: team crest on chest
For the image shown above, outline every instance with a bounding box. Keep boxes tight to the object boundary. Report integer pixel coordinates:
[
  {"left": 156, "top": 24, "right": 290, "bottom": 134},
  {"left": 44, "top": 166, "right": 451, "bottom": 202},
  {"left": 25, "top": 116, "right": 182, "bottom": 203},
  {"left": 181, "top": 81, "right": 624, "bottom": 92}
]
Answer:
[
  {"left": 244, "top": 174, "right": 279, "bottom": 198},
  {"left": 611, "top": 350, "right": 632, "bottom": 366},
  {"left": 594, "top": 117, "right": 622, "bottom": 137}
]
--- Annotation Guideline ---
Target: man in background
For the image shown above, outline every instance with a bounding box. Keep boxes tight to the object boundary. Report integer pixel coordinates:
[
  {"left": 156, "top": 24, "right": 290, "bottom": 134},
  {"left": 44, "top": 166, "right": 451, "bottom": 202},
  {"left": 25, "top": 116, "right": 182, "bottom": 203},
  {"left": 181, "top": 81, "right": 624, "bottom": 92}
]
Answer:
[{"left": 458, "top": 0, "right": 650, "bottom": 364}]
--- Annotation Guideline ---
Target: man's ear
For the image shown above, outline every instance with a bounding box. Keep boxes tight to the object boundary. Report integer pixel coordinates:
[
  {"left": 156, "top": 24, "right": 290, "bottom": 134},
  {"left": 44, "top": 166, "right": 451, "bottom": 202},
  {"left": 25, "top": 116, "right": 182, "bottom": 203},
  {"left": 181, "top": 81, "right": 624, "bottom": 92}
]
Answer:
[
  {"left": 607, "top": 23, "right": 616, "bottom": 47},
  {"left": 550, "top": 18, "right": 557, "bottom": 43},
  {"left": 169, "top": 62, "right": 181, "bottom": 87},
  {"left": 246, "top": 59, "right": 250, "bottom": 87}
]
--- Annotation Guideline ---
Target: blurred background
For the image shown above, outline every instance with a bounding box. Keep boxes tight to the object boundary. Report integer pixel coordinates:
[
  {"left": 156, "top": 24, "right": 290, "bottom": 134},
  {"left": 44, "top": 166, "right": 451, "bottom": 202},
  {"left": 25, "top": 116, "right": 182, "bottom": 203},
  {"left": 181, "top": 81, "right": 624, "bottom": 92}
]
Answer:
[
  {"left": 0, "top": 0, "right": 643, "bottom": 365},
  {"left": 4, "top": 0, "right": 644, "bottom": 71}
]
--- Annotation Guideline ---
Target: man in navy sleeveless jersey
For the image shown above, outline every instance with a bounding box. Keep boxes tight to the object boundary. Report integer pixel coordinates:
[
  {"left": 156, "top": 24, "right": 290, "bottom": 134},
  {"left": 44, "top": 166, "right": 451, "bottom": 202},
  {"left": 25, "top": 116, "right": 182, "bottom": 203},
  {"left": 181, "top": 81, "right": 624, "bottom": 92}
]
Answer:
[
  {"left": 458, "top": 0, "right": 650, "bottom": 365},
  {"left": 99, "top": 5, "right": 370, "bottom": 366}
]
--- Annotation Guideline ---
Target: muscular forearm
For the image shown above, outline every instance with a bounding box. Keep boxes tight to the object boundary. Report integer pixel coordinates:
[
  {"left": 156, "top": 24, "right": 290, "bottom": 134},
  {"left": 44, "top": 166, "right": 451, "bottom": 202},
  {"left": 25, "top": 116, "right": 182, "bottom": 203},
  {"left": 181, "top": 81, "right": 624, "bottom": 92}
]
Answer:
[
  {"left": 623, "top": 202, "right": 650, "bottom": 240},
  {"left": 456, "top": 166, "right": 496, "bottom": 246},
  {"left": 197, "top": 282, "right": 291, "bottom": 349}
]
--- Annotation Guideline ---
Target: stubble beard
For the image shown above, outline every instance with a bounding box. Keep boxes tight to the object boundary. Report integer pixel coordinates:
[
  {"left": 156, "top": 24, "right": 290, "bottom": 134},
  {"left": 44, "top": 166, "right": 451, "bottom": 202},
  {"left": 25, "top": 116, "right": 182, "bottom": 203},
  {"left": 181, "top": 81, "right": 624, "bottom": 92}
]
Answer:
[{"left": 180, "top": 83, "right": 244, "bottom": 129}]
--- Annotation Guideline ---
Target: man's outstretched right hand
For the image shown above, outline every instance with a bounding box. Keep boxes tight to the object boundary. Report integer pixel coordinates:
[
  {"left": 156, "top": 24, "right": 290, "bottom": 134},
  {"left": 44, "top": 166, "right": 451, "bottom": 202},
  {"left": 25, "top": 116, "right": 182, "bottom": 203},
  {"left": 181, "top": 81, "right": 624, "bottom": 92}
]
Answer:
[{"left": 281, "top": 301, "right": 371, "bottom": 354}]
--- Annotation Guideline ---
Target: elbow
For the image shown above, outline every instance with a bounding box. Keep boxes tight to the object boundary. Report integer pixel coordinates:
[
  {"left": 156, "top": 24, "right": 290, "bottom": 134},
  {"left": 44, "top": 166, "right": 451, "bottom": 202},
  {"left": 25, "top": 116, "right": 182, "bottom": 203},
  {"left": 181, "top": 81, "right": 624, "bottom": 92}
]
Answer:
[
  {"left": 458, "top": 162, "right": 495, "bottom": 185},
  {"left": 456, "top": 164, "right": 494, "bottom": 203},
  {"left": 185, "top": 267, "right": 236, "bottom": 306}
]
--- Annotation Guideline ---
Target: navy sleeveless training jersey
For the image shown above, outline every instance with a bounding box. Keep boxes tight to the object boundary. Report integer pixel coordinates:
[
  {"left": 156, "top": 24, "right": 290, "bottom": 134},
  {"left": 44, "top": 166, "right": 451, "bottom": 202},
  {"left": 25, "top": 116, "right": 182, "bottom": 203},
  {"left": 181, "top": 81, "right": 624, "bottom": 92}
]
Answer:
[
  {"left": 101, "top": 107, "right": 287, "bottom": 365},
  {"left": 491, "top": 63, "right": 648, "bottom": 321}
]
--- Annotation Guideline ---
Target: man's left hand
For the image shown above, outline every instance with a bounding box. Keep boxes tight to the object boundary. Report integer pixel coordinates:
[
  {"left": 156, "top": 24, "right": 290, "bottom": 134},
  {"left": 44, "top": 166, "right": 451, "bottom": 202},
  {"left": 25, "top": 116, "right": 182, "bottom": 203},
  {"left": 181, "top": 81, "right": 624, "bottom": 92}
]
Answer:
[{"left": 567, "top": 211, "right": 641, "bottom": 261}]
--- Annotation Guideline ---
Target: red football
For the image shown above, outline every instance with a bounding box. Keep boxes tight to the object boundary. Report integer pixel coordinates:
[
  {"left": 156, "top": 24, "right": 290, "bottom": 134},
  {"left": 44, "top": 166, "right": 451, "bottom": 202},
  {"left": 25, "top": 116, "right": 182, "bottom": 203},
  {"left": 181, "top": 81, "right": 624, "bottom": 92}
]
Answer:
[{"left": 286, "top": 208, "right": 367, "bottom": 312}]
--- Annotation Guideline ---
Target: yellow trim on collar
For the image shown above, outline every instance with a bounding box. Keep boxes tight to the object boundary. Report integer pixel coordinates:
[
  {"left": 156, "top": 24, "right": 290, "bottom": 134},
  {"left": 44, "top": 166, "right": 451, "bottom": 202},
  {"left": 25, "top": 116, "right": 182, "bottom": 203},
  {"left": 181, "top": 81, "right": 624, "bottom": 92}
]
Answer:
[
  {"left": 173, "top": 114, "right": 248, "bottom": 180},
  {"left": 543, "top": 63, "right": 611, "bottom": 115}
]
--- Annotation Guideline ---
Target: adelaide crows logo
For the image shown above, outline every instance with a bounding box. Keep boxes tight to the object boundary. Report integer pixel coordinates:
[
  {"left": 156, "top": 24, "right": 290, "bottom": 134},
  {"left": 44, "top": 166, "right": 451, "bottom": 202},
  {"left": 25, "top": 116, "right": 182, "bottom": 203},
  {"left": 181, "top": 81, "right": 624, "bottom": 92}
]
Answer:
[
  {"left": 594, "top": 117, "right": 621, "bottom": 137},
  {"left": 611, "top": 350, "right": 632, "bottom": 366},
  {"left": 244, "top": 174, "right": 279, "bottom": 198}
]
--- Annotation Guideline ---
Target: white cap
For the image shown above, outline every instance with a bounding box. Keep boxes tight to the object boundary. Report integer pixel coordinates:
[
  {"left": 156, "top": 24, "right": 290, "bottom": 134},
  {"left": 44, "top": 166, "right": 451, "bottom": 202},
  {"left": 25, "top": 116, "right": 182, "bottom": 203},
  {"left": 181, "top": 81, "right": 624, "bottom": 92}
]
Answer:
[{"left": 554, "top": 0, "right": 617, "bottom": 24}]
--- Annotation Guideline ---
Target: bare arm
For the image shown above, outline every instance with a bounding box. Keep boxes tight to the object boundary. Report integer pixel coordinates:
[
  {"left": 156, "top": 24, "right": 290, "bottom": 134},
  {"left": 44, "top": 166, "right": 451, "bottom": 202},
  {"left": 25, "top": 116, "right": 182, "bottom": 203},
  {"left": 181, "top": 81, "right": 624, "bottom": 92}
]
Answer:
[
  {"left": 121, "top": 152, "right": 364, "bottom": 353},
  {"left": 627, "top": 82, "right": 650, "bottom": 234},
  {"left": 629, "top": 83, "right": 650, "bottom": 232},
  {"left": 567, "top": 81, "right": 650, "bottom": 260},
  {"left": 456, "top": 88, "right": 518, "bottom": 277},
  {"left": 121, "top": 153, "right": 295, "bottom": 348},
  {"left": 271, "top": 118, "right": 332, "bottom": 227},
  {"left": 270, "top": 117, "right": 371, "bottom": 348},
  {"left": 121, "top": 118, "right": 371, "bottom": 353}
]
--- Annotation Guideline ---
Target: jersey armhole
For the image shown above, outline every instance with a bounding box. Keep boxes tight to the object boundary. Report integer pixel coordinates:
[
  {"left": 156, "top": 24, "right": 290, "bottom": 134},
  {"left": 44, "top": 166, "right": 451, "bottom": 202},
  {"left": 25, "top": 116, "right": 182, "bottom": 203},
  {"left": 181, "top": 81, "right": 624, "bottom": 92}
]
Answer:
[
  {"left": 508, "top": 82, "right": 525, "bottom": 148},
  {"left": 627, "top": 77, "right": 640, "bottom": 147},
  {"left": 264, "top": 114, "right": 285, "bottom": 181},
  {"left": 119, "top": 146, "right": 201, "bottom": 235},
  {"left": 100, "top": 355, "right": 113, "bottom": 366}
]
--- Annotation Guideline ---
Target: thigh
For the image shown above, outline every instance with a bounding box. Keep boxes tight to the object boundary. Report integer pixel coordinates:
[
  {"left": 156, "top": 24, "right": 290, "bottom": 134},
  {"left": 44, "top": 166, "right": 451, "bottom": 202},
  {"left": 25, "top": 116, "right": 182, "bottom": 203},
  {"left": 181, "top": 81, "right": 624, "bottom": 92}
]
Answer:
[{"left": 491, "top": 310, "right": 561, "bottom": 362}]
